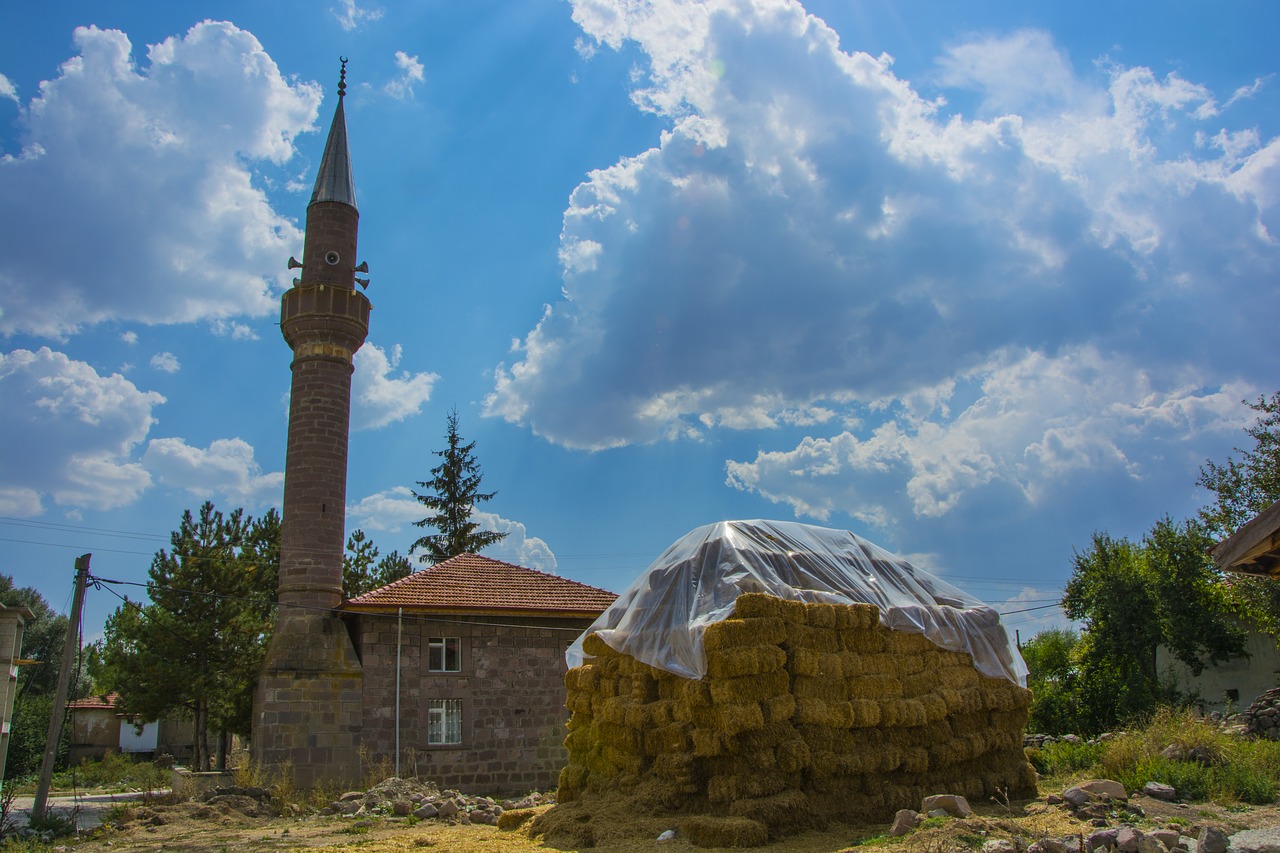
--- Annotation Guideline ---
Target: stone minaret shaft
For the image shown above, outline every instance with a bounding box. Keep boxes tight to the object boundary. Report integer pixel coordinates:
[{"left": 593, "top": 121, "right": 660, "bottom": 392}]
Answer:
[
  {"left": 278, "top": 79, "right": 368, "bottom": 612},
  {"left": 254, "top": 61, "right": 368, "bottom": 787}
]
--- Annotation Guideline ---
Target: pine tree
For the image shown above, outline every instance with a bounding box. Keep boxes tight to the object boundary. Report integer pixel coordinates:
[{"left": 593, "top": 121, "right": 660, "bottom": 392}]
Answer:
[
  {"left": 410, "top": 409, "right": 507, "bottom": 564},
  {"left": 96, "top": 502, "right": 277, "bottom": 771},
  {"left": 344, "top": 529, "right": 413, "bottom": 597}
]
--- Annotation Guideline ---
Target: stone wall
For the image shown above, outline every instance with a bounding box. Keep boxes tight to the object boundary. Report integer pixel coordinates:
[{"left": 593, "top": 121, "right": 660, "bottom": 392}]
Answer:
[{"left": 353, "top": 612, "right": 594, "bottom": 794}]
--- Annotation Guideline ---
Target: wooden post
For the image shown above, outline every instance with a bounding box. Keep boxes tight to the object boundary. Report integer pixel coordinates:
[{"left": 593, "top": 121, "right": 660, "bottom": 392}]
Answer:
[{"left": 31, "top": 554, "right": 89, "bottom": 821}]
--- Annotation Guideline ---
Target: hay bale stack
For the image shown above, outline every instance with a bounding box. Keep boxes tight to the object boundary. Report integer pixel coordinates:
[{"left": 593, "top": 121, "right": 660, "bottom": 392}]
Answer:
[{"left": 557, "top": 592, "right": 1036, "bottom": 837}]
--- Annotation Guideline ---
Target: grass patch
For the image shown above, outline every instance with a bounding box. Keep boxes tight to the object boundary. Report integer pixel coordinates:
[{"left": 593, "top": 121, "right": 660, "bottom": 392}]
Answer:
[
  {"left": 1025, "top": 740, "right": 1106, "bottom": 776},
  {"left": 1033, "top": 707, "right": 1280, "bottom": 806}
]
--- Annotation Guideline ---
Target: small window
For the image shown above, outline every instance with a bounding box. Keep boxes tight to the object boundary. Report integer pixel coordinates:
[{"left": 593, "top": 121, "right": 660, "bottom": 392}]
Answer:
[
  {"left": 427, "top": 699, "right": 462, "bottom": 745},
  {"left": 428, "top": 637, "right": 461, "bottom": 672}
]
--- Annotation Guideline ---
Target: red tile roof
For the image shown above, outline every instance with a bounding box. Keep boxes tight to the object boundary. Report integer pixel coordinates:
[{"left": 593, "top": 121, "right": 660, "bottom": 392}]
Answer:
[
  {"left": 68, "top": 693, "right": 119, "bottom": 711},
  {"left": 341, "top": 553, "right": 617, "bottom": 617}
]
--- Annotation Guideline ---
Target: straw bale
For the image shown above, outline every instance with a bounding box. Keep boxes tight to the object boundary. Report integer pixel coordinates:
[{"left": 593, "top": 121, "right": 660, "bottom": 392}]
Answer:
[
  {"left": 582, "top": 632, "right": 621, "bottom": 658},
  {"left": 734, "top": 724, "right": 793, "bottom": 755},
  {"left": 680, "top": 679, "right": 713, "bottom": 707},
  {"left": 728, "top": 789, "right": 825, "bottom": 836},
  {"left": 793, "top": 675, "right": 848, "bottom": 703},
  {"left": 732, "top": 592, "right": 808, "bottom": 624},
  {"left": 788, "top": 647, "right": 822, "bottom": 678},
  {"left": 883, "top": 630, "right": 936, "bottom": 654},
  {"left": 599, "top": 696, "right": 631, "bottom": 725},
  {"left": 557, "top": 764, "right": 588, "bottom": 802},
  {"left": 841, "top": 629, "right": 885, "bottom": 654},
  {"left": 709, "top": 670, "right": 790, "bottom": 705},
  {"left": 711, "top": 701, "right": 766, "bottom": 736},
  {"left": 644, "top": 722, "right": 691, "bottom": 755},
  {"left": 564, "top": 727, "right": 592, "bottom": 756},
  {"left": 680, "top": 815, "right": 769, "bottom": 849},
  {"left": 623, "top": 703, "right": 649, "bottom": 729},
  {"left": 939, "top": 665, "right": 981, "bottom": 690},
  {"left": 784, "top": 622, "right": 841, "bottom": 653},
  {"left": 707, "top": 644, "right": 787, "bottom": 679},
  {"left": 690, "top": 727, "right": 724, "bottom": 757},
  {"left": 850, "top": 698, "right": 882, "bottom": 728},
  {"left": 899, "top": 698, "right": 928, "bottom": 727},
  {"left": 707, "top": 772, "right": 786, "bottom": 803},
  {"left": 566, "top": 690, "right": 593, "bottom": 716},
  {"left": 762, "top": 693, "right": 797, "bottom": 724},
  {"left": 631, "top": 673, "right": 659, "bottom": 703},
  {"left": 776, "top": 737, "right": 811, "bottom": 773},
  {"left": 832, "top": 602, "right": 880, "bottom": 630},
  {"left": 704, "top": 617, "right": 787, "bottom": 650},
  {"left": 849, "top": 674, "right": 903, "bottom": 700},
  {"left": 594, "top": 721, "right": 642, "bottom": 753},
  {"left": 794, "top": 697, "right": 854, "bottom": 728},
  {"left": 804, "top": 601, "right": 837, "bottom": 628},
  {"left": 810, "top": 748, "right": 840, "bottom": 777},
  {"left": 646, "top": 699, "right": 676, "bottom": 727},
  {"left": 920, "top": 693, "right": 949, "bottom": 722},
  {"left": 898, "top": 653, "right": 926, "bottom": 675}
]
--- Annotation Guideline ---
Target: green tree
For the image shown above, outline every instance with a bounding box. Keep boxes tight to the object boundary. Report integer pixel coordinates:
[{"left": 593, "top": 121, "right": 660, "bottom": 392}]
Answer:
[
  {"left": 0, "top": 576, "right": 79, "bottom": 780},
  {"left": 96, "top": 502, "right": 278, "bottom": 771},
  {"left": 343, "top": 529, "right": 413, "bottom": 598},
  {"left": 1060, "top": 519, "right": 1246, "bottom": 733},
  {"left": 1197, "top": 392, "right": 1280, "bottom": 539},
  {"left": 409, "top": 409, "right": 507, "bottom": 564},
  {"left": 1197, "top": 392, "right": 1280, "bottom": 640},
  {"left": 1021, "top": 628, "right": 1081, "bottom": 734}
]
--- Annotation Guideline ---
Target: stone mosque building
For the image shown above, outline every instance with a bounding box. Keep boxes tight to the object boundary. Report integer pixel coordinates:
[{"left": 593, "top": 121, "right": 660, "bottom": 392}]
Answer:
[{"left": 250, "top": 63, "right": 615, "bottom": 791}]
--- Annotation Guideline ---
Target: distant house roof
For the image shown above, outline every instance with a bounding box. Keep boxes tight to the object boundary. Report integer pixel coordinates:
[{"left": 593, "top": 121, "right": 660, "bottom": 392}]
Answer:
[
  {"left": 68, "top": 693, "right": 120, "bottom": 711},
  {"left": 1213, "top": 499, "right": 1280, "bottom": 580},
  {"left": 341, "top": 553, "right": 617, "bottom": 618}
]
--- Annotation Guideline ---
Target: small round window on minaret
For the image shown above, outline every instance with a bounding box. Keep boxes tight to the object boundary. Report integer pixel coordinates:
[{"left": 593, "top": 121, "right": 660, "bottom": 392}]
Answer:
[{"left": 324, "top": 251, "right": 341, "bottom": 265}]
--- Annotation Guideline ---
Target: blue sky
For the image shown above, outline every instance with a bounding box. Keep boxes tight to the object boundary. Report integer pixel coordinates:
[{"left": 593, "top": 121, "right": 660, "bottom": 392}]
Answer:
[{"left": 2, "top": 0, "right": 1277, "bottom": 644}]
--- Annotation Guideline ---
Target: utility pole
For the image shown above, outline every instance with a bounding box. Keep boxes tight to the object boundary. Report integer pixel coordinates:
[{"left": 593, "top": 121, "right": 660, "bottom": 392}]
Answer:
[{"left": 31, "top": 554, "right": 89, "bottom": 821}]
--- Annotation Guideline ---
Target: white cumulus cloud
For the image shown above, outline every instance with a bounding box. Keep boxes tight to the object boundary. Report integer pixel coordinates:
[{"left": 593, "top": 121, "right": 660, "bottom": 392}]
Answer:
[
  {"left": 486, "top": 0, "right": 1280, "bottom": 494},
  {"left": 346, "top": 486, "right": 557, "bottom": 572},
  {"left": 0, "top": 347, "right": 162, "bottom": 514},
  {"left": 725, "top": 346, "right": 1253, "bottom": 527},
  {"left": 334, "top": 0, "right": 384, "bottom": 32},
  {"left": 141, "top": 436, "right": 282, "bottom": 508},
  {"left": 384, "top": 51, "right": 425, "bottom": 100},
  {"left": 352, "top": 342, "right": 438, "bottom": 430},
  {"left": 149, "top": 352, "right": 180, "bottom": 374},
  {"left": 0, "top": 22, "right": 321, "bottom": 338}
]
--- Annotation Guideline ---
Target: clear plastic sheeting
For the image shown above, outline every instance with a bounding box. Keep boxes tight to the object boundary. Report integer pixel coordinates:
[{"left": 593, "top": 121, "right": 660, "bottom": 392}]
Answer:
[{"left": 567, "top": 520, "right": 1027, "bottom": 686}]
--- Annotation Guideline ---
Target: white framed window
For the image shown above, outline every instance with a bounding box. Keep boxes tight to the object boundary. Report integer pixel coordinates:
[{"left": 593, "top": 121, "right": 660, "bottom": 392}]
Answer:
[
  {"left": 427, "top": 699, "right": 462, "bottom": 745},
  {"left": 428, "top": 637, "right": 461, "bottom": 672}
]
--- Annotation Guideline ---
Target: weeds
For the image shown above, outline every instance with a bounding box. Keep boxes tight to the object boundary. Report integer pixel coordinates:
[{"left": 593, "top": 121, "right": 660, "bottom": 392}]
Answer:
[
  {"left": 1032, "top": 707, "right": 1280, "bottom": 806},
  {"left": 359, "top": 744, "right": 395, "bottom": 788}
]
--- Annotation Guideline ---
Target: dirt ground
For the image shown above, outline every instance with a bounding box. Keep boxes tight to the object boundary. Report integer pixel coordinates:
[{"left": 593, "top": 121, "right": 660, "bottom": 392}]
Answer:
[{"left": 47, "top": 790, "right": 1280, "bottom": 853}]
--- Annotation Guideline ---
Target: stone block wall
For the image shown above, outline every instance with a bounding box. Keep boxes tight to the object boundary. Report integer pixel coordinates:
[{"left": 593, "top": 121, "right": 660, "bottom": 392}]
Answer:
[{"left": 354, "top": 613, "right": 595, "bottom": 794}]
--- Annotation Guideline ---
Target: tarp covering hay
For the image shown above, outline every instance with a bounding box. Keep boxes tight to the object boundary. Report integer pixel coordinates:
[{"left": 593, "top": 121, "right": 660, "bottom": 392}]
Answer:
[{"left": 535, "top": 520, "right": 1036, "bottom": 848}]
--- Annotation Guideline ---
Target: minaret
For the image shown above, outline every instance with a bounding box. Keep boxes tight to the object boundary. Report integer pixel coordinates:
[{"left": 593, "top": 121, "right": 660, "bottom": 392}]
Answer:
[{"left": 253, "top": 60, "right": 369, "bottom": 787}]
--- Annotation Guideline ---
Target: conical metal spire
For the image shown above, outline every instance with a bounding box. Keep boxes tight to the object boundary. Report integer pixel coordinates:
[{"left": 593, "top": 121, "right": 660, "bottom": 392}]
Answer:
[{"left": 310, "top": 58, "right": 357, "bottom": 210}]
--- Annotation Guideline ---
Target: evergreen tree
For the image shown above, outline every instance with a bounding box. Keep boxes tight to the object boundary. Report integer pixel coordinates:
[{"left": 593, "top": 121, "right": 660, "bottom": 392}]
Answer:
[
  {"left": 409, "top": 409, "right": 507, "bottom": 564},
  {"left": 96, "top": 502, "right": 277, "bottom": 771},
  {"left": 343, "top": 529, "right": 413, "bottom": 598}
]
